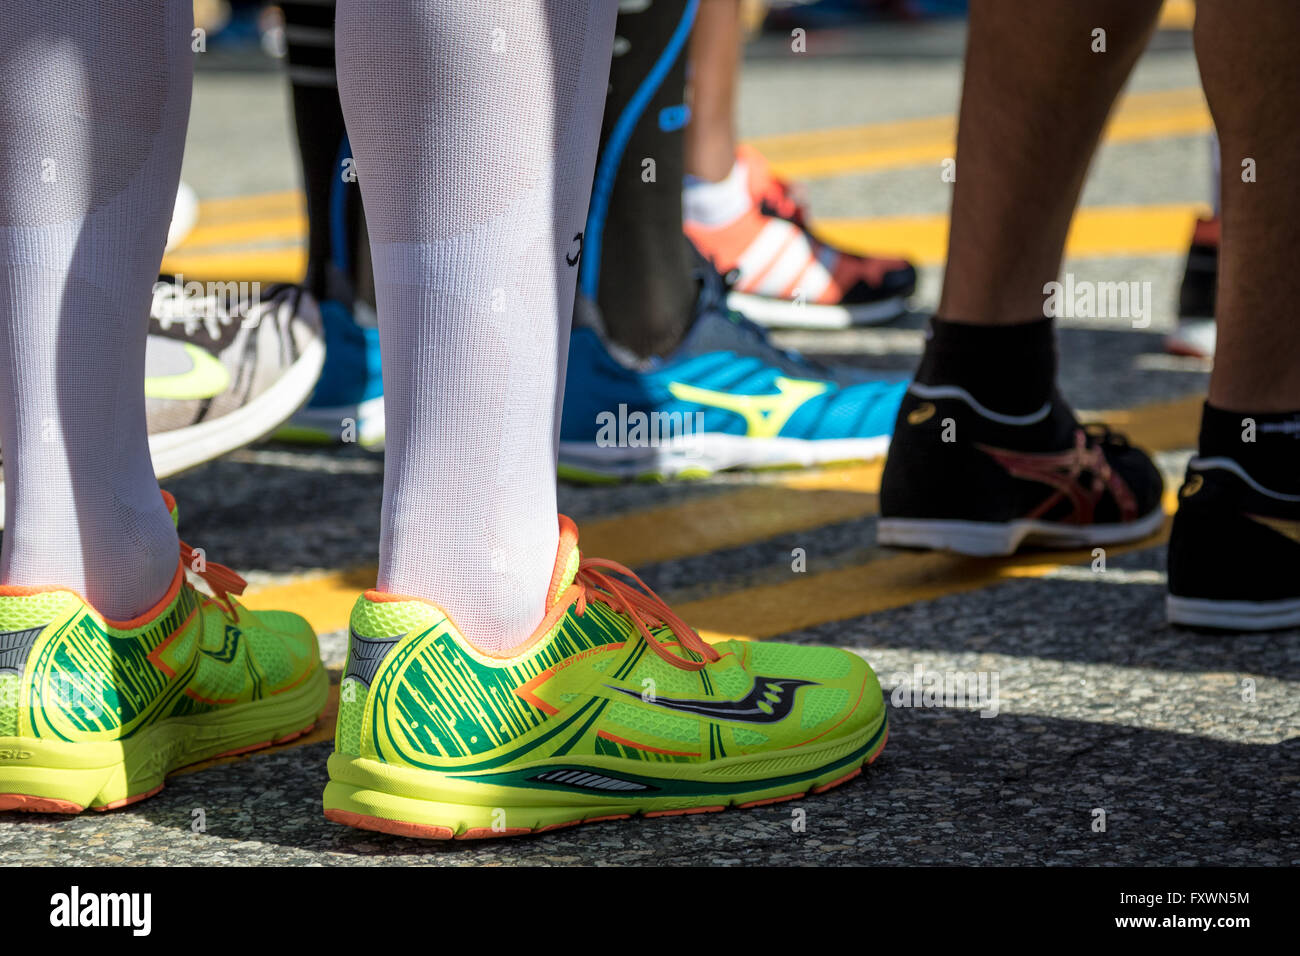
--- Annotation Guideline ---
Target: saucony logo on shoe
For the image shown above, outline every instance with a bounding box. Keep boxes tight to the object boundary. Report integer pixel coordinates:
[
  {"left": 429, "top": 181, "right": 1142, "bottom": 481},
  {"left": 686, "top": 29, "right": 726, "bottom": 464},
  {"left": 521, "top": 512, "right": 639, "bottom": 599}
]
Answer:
[
  {"left": 667, "top": 376, "right": 828, "bottom": 438},
  {"left": 200, "top": 625, "right": 242, "bottom": 663},
  {"left": 608, "top": 675, "right": 817, "bottom": 723}
]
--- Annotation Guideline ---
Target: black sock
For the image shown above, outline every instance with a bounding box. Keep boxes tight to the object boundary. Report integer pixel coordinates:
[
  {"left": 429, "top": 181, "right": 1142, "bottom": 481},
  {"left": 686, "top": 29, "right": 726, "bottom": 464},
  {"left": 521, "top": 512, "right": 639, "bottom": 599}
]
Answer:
[
  {"left": 581, "top": 0, "right": 698, "bottom": 359},
  {"left": 914, "top": 316, "right": 1058, "bottom": 417},
  {"left": 1199, "top": 402, "right": 1300, "bottom": 494},
  {"left": 281, "top": 0, "right": 370, "bottom": 307}
]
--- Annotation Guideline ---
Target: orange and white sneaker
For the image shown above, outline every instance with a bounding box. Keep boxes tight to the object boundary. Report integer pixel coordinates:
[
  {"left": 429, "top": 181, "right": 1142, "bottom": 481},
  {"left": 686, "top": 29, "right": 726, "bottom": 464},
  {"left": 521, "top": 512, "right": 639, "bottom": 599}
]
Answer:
[{"left": 684, "top": 144, "right": 917, "bottom": 330}]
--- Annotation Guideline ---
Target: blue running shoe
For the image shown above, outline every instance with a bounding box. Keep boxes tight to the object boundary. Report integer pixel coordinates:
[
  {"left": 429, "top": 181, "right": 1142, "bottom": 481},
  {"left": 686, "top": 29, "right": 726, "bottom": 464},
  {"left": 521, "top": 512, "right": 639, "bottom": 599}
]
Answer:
[
  {"left": 278, "top": 298, "right": 385, "bottom": 448},
  {"left": 559, "top": 269, "right": 908, "bottom": 481}
]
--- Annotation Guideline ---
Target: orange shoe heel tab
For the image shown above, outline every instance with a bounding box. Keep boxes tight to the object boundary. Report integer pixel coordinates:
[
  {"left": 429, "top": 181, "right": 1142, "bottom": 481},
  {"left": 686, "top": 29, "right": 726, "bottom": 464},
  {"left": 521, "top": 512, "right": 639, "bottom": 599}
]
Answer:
[
  {"left": 548, "top": 515, "right": 581, "bottom": 605},
  {"left": 160, "top": 489, "right": 179, "bottom": 527}
]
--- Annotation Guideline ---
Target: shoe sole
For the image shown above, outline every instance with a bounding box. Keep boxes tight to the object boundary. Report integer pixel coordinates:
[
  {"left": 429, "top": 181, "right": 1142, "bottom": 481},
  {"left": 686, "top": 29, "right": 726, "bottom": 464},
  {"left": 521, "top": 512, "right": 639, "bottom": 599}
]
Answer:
[
  {"left": 322, "top": 713, "right": 887, "bottom": 840},
  {"left": 0, "top": 336, "right": 326, "bottom": 530},
  {"left": 727, "top": 290, "right": 908, "bottom": 329},
  {"left": 877, "top": 505, "right": 1166, "bottom": 557},
  {"left": 0, "top": 665, "right": 328, "bottom": 813},
  {"left": 558, "top": 433, "right": 889, "bottom": 482},
  {"left": 1166, "top": 594, "right": 1300, "bottom": 631}
]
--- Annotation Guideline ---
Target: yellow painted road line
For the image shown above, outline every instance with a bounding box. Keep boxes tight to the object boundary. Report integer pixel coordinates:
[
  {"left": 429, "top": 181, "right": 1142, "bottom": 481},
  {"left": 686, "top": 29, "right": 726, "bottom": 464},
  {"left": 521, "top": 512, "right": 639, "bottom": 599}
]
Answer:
[
  {"left": 582, "top": 461, "right": 883, "bottom": 566},
  {"left": 686, "top": 518, "right": 1172, "bottom": 644},
  {"left": 815, "top": 202, "right": 1210, "bottom": 267},
  {"left": 176, "top": 214, "right": 307, "bottom": 250},
  {"left": 749, "top": 87, "right": 1211, "bottom": 181},
  {"left": 242, "top": 395, "right": 1204, "bottom": 634},
  {"left": 190, "top": 190, "right": 303, "bottom": 222},
  {"left": 161, "top": 246, "right": 306, "bottom": 283},
  {"left": 158, "top": 202, "right": 1209, "bottom": 284},
  {"left": 1158, "top": 0, "right": 1196, "bottom": 31},
  {"left": 163, "top": 84, "right": 1212, "bottom": 281}
]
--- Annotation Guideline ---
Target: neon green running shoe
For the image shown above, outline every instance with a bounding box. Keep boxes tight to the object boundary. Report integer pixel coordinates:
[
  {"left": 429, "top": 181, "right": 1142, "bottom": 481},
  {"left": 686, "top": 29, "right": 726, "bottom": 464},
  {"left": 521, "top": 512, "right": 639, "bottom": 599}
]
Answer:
[
  {"left": 0, "top": 491, "right": 329, "bottom": 813},
  {"left": 324, "top": 515, "right": 887, "bottom": 839}
]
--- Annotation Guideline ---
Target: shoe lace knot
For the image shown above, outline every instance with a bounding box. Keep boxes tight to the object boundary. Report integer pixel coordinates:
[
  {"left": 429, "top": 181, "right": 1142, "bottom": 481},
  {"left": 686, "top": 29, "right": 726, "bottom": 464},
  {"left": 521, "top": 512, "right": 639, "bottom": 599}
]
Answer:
[
  {"left": 152, "top": 281, "right": 235, "bottom": 340},
  {"left": 1083, "top": 422, "right": 1130, "bottom": 450},
  {"left": 179, "top": 539, "right": 247, "bottom": 619},
  {"left": 560, "top": 557, "right": 720, "bottom": 672}
]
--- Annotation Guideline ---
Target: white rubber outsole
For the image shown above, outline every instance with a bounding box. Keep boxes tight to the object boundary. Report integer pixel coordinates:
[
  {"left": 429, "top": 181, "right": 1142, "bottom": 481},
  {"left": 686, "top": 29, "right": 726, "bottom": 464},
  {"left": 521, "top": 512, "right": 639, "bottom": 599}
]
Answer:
[
  {"left": 1166, "top": 594, "right": 1300, "bottom": 631},
  {"left": 558, "top": 432, "right": 890, "bottom": 479},
  {"left": 876, "top": 505, "right": 1167, "bottom": 557},
  {"left": 0, "top": 337, "right": 325, "bottom": 529},
  {"left": 726, "top": 290, "right": 908, "bottom": 330}
]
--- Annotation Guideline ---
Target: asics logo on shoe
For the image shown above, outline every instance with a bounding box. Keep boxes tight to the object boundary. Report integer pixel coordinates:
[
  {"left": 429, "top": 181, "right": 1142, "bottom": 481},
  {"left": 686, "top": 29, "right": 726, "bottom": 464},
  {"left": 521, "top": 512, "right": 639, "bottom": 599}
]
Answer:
[
  {"left": 667, "top": 376, "right": 828, "bottom": 438},
  {"left": 144, "top": 343, "right": 230, "bottom": 401},
  {"left": 608, "top": 675, "right": 817, "bottom": 723},
  {"left": 977, "top": 429, "right": 1139, "bottom": 524},
  {"left": 1244, "top": 514, "right": 1300, "bottom": 545}
]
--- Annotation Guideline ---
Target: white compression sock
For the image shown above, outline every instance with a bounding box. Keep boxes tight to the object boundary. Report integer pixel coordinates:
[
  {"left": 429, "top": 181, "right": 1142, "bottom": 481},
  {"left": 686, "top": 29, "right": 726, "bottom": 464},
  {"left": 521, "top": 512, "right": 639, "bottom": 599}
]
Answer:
[
  {"left": 0, "top": 2, "right": 189, "bottom": 619},
  {"left": 682, "top": 158, "right": 751, "bottom": 227},
  {"left": 337, "top": 0, "right": 617, "bottom": 653}
]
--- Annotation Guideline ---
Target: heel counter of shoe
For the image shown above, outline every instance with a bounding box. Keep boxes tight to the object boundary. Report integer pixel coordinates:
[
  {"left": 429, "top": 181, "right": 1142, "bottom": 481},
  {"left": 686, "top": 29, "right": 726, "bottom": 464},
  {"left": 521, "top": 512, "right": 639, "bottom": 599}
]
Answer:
[
  {"left": 880, "top": 401, "right": 1020, "bottom": 521},
  {"left": 1168, "top": 476, "right": 1300, "bottom": 601},
  {"left": 336, "top": 593, "right": 427, "bottom": 758},
  {"left": 0, "top": 589, "right": 83, "bottom": 737}
]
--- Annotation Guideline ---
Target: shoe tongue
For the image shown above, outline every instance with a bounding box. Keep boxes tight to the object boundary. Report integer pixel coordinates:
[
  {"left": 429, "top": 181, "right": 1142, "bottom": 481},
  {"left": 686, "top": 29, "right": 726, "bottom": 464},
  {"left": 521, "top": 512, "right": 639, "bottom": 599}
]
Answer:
[{"left": 546, "top": 515, "right": 583, "bottom": 607}]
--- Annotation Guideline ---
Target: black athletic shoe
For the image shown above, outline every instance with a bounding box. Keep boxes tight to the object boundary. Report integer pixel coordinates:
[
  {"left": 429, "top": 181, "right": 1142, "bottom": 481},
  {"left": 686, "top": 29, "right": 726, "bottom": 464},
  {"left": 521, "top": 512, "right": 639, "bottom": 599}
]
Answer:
[
  {"left": 878, "top": 384, "right": 1165, "bottom": 555},
  {"left": 1167, "top": 457, "right": 1300, "bottom": 630}
]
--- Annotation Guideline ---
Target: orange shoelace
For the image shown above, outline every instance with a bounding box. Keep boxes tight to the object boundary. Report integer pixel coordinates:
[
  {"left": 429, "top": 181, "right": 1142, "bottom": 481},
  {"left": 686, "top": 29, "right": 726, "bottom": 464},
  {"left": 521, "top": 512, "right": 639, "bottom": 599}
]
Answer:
[
  {"left": 179, "top": 539, "right": 247, "bottom": 619},
  {"left": 537, "top": 557, "right": 720, "bottom": 672}
]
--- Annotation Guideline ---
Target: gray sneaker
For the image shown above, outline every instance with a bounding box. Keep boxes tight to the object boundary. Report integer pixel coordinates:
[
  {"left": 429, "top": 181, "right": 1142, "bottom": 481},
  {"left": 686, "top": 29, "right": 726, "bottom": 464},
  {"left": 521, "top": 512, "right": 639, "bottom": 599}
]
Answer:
[{"left": 0, "top": 278, "right": 325, "bottom": 528}]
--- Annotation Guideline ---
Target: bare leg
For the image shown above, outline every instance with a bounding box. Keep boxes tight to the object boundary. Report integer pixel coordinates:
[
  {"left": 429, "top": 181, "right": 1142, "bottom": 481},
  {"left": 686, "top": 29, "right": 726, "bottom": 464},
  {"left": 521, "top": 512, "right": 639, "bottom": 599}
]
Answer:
[
  {"left": 684, "top": 0, "right": 741, "bottom": 182},
  {"left": 938, "top": 0, "right": 1164, "bottom": 325},
  {"left": 1195, "top": 0, "right": 1300, "bottom": 411}
]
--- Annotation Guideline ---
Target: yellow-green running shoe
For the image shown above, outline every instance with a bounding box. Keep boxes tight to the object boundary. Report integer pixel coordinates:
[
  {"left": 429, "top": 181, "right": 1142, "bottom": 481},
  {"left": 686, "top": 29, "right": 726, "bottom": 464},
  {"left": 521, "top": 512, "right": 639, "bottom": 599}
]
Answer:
[
  {"left": 0, "top": 491, "right": 328, "bottom": 813},
  {"left": 324, "top": 515, "right": 887, "bottom": 839}
]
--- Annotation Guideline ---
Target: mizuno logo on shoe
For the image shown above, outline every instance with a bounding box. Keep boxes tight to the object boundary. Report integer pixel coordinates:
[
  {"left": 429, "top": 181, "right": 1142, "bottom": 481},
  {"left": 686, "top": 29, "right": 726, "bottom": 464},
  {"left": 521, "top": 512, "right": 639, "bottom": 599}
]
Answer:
[
  {"left": 608, "top": 676, "right": 817, "bottom": 723},
  {"left": 667, "top": 376, "right": 828, "bottom": 438}
]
